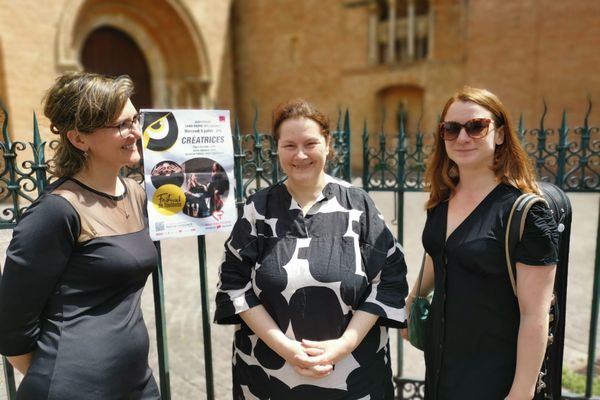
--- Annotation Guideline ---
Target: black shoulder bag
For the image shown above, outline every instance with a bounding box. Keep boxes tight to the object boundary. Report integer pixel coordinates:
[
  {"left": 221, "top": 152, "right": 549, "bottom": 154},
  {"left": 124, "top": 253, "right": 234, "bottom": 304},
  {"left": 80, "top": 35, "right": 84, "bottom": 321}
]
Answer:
[{"left": 505, "top": 184, "right": 570, "bottom": 400}]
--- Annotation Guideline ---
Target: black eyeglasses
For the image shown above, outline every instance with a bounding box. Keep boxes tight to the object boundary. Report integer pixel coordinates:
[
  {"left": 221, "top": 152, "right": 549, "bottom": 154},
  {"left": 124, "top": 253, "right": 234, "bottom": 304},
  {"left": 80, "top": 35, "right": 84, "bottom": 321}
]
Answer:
[
  {"left": 439, "top": 118, "right": 493, "bottom": 141},
  {"left": 106, "top": 114, "right": 141, "bottom": 138}
]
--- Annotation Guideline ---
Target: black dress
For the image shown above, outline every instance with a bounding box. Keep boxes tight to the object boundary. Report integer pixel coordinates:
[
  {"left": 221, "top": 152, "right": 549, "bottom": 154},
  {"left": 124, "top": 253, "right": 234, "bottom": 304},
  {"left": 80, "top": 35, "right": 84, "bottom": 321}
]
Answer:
[
  {"left": 0, "top": 177, "right": 160, "bottom": 400},
  {"left": 215, "top": 176, "right": 409, "bottom": 399},
  {"left": 422, "top": 184, "right": 559, "bottom": 400}
]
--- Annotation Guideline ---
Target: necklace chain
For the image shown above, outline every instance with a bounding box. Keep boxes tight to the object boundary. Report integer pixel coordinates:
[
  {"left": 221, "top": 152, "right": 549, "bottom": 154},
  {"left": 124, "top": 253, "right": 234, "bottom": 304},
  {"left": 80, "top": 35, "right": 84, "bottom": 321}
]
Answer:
[
  {"left": 74, "top": 173, "right": 130, "bottom": 218},
  {"left": 115, "top": 198, "right": 130, "bottom": 219}
]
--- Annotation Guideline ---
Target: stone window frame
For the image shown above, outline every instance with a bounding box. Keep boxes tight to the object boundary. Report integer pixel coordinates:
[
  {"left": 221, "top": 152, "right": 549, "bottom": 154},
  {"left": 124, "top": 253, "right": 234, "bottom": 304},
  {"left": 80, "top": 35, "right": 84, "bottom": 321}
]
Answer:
[{"left": 367, "top": 0, "right": 433, "bottom": 65}]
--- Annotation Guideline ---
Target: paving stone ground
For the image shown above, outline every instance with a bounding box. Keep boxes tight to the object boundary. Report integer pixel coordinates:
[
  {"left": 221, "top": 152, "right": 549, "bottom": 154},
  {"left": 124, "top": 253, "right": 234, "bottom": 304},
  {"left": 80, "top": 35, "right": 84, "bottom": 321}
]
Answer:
[{"left": 1, "top": 192, "right": 599, "bottom": 399}]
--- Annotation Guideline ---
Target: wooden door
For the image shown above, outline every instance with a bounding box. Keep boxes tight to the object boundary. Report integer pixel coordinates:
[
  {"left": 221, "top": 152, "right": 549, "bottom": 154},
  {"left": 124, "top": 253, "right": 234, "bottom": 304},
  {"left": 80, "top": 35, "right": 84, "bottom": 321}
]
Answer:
[{"left": 81, "top": 27, "right": 152, "bottom": 109}]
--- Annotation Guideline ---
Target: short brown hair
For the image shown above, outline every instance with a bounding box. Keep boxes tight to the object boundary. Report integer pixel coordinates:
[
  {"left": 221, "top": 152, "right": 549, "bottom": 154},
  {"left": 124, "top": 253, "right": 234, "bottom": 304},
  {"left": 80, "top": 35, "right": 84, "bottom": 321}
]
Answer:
[
  {"left": 272, "top": 99, "right": 330, "bottom": 141},
  {"left": 43, "top": 72, "right": 134, "bottom": 177},
  {"left": 425, "top": 86, "right": 538, "bottom": 209}
]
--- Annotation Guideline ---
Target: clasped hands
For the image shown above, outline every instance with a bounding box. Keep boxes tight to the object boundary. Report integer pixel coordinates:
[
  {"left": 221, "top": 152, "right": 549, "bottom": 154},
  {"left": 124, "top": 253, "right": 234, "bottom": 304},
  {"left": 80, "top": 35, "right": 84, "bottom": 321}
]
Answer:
[{"left": 283, "top": 336, "right": 352, "bottom": 379}]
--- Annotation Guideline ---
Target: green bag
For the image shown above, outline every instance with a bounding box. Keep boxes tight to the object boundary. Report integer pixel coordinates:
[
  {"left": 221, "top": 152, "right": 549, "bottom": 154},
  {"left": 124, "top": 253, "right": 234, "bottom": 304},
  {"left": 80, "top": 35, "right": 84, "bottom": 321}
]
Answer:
[{"left": 408, "top": 252, "right": 430, "bottom": 351}]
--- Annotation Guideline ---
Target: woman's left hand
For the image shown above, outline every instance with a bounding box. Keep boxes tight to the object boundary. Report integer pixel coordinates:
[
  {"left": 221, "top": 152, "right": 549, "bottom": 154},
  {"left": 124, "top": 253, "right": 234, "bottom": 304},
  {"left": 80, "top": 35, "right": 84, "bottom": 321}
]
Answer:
[
  {"left": 293, "top": 337, "right": 352, "bottom": 375},
  {"left": 292, "top": 311, "right": 379, "bottom": 377}
]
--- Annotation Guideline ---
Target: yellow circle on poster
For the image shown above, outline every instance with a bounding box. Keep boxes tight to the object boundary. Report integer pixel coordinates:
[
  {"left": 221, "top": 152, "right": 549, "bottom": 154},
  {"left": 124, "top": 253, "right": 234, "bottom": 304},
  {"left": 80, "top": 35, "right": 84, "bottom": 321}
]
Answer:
[{"left": 152, "top": 184, "right": 185, "bottom": 216}]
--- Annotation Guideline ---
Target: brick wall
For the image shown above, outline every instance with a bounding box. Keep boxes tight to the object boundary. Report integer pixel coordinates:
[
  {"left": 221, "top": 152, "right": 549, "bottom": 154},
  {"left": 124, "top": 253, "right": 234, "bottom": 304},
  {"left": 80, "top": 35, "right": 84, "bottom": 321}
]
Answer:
[
  {"left": 232, "top": 0, "right": 599, "bottom": 170},
  {"left": 0, "top": 0, "right": 597, "bottom": 171}
]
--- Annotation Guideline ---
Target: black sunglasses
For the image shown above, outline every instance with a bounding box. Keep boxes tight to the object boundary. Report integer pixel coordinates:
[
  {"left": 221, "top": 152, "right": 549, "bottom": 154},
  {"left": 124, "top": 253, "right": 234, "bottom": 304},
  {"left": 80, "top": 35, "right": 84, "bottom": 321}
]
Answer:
[{"left": 439, "top": 118, "right": 493, "bottom": 141}]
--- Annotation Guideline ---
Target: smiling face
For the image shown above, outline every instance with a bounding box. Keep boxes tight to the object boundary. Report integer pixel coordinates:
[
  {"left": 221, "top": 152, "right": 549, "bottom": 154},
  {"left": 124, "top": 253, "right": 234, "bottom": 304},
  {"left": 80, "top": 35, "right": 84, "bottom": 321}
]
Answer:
[
  {"left": 443, "top": 100, "right": 504, "bottom": 172},
  {"left": 277, "top": 117, "right": 330, "bottom": 189},
  {"left": 83, "top": 99, "right": 142, "bottom": 172}
]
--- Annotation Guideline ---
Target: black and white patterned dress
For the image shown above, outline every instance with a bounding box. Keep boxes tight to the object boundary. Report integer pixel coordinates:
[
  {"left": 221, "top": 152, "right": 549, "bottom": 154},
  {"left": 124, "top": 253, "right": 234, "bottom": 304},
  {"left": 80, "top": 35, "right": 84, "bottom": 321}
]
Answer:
[{"left": 215, "top": 175, "right": 408, "bottom": 399}]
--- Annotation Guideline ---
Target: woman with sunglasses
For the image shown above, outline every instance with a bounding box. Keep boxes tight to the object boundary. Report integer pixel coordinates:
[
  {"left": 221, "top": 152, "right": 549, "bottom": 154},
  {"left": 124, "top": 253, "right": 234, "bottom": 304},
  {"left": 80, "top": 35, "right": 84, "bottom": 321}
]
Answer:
[
  {"left": 0, "top": 72, "right": 160, "bottom": 399},
  {"left": 403, "top": 87, "right": 558, "bottom": 399}
]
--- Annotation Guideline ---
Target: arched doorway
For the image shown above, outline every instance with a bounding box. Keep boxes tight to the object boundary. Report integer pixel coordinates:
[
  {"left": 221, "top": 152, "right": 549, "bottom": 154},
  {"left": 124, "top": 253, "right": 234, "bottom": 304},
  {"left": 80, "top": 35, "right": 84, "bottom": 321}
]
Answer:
[
  {"left": 81, "top": 27, "right": 152, "bottom": 109},
  {"left": 56, "top": 0, "right": 213, "bottom": 108},
  {"left": 57, "top": 0, "right": 212, "bottom": 109},
  {"left": 376, "top": 84, "right": 424, "bottom": 135}
]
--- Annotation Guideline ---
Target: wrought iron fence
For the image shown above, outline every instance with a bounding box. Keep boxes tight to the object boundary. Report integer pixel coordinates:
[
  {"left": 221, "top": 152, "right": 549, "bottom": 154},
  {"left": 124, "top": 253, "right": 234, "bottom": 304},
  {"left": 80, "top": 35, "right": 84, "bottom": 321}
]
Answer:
[
  {"left": 0, "top": 104, "right": 351, "bottom": 400},
  {"left": 1, "top": 99, "right": 598, "bottom": 399}
]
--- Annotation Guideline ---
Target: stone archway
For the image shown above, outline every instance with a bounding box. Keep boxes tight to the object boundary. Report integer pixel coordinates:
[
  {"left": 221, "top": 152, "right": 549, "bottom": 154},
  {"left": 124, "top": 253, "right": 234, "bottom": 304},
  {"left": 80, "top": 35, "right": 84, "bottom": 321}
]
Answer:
[{"left": 55, "top": 0, "right": 212, "bottom": 108}]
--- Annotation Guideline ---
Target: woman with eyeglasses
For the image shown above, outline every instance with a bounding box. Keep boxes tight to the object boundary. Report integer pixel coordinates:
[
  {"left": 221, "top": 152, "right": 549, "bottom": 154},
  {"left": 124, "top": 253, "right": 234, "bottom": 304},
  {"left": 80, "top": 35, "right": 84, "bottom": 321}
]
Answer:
[
  {"left": 0, "top": 72, "right": 160, "bottom": 399},
  {"left": 402, "top": 87, "right": 558, "bottom": 399}
]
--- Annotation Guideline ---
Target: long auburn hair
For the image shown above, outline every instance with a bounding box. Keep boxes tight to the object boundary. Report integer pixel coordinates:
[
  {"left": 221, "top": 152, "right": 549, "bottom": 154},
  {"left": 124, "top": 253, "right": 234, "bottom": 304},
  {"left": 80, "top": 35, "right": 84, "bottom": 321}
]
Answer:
[{"left": 425, "top": 87, "right": 539, "bottom": 209}]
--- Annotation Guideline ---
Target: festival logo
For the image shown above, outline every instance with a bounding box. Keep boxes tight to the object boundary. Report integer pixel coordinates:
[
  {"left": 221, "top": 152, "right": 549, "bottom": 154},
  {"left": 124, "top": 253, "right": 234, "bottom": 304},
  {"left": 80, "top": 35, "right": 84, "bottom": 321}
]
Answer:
[
  {"left": 142, "top": 112, "right": 179, "bottom": 151},
  {"left": 152, "top": 184, "right": 185, "bottom": 216}
]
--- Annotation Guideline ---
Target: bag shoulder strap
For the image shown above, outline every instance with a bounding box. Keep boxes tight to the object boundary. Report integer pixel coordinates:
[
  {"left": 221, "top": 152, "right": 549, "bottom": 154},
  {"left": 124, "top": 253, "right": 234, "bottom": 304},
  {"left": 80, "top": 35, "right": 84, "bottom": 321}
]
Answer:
[
  {"left": 415, "top": 251, "right": 427, "bottom": 296},
  {"left": 505, "top": 193, "right": 549, "bottom": 296}
]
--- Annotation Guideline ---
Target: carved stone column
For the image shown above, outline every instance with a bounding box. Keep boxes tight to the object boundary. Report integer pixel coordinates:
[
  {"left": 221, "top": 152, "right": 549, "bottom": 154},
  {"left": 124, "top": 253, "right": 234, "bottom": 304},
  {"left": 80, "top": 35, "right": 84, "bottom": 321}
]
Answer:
[
  {"left": 368, "top": 3, "right": 378, "bottom": 64},
  {"left": 387, "top": 0, "right": 396, "bottom": 64},
  {"left": 407, "top": 0, "right": 415, "bottom": 60}
]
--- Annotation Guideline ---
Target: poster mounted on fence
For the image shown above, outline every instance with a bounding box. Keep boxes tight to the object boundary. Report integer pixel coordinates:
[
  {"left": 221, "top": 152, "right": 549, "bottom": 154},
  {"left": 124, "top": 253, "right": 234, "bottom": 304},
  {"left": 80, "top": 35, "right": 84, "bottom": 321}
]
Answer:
[{"left": 140, "top": 109, "right": 236, "bottom": 240}]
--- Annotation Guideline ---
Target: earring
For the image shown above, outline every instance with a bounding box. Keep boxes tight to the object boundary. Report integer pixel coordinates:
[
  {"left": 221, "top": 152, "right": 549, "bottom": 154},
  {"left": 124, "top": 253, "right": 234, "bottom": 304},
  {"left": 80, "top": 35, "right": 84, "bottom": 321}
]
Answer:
[{"left": 83, "top": 151, "right": 88, "bottom": 159}]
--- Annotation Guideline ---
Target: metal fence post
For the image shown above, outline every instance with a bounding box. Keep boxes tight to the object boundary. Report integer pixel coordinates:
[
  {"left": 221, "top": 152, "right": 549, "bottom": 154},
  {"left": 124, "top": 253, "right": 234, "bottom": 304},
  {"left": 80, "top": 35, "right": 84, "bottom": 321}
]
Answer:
[
  {"left": 344, "top": 109, "right": 352, "bottom": 182},
  {"left": 585, "top": 198, "right": 600, "bottom": 397},
  {"left": 31, "top": 112, "right": 48, "bottom": 193},
  {"left": 233, "top": 118, "right": 245, "bottom": 217},
  {"left": 395, "top": 111, "right": 407, "bottom": 376},
  {"left": 362, "top": 120, "right": 369, "bottom": 188},
  {"left": 1, "top": 105, "right": 21, "bottom": 225},
  {"left": 557, "top": 111, "right": 568, "bottom": 187},
  {"left": 1, "top": 356, "right": 16, "bottom": 399},
  {"left": 152, "top": 242, "right": 172, "bottom": 400},
  {"left": 197, "top": 235, "right": 214, "bottom": 399}
]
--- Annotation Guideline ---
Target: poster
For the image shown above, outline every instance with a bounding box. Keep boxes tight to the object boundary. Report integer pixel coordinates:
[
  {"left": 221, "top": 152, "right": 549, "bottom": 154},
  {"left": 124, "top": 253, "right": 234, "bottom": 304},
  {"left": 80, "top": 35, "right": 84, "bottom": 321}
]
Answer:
[{"left": 140, "top": 109, "right": 236, "bottom": 240}]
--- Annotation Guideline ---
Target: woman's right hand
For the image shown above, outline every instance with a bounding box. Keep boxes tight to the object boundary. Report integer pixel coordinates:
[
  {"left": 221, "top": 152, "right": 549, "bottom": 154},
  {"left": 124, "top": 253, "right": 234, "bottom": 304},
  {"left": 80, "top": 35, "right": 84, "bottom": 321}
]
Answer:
[
  {"left": 400, "top": 294, "right": 415, "bottom": 340},
  {"left": 7, "top": 352, "right": 34, "bottom": 375},
  {"left": 239, "top": 306, "right": 332, "bottom": 379},
  {"left": 281, "top": 337, "right": 333, "bottom": 378}
]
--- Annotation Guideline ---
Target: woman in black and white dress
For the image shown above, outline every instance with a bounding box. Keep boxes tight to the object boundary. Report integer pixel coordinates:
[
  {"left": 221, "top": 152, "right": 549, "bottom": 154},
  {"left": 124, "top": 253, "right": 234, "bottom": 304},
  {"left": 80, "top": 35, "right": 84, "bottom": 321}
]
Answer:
[{"left": 215, "top": 99, "right": 409, "bottom": 399}]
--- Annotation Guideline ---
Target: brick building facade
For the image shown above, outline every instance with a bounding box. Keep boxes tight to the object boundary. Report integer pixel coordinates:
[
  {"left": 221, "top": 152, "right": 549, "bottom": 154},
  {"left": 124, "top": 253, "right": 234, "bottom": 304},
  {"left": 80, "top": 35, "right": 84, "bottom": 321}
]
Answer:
[
  {"left": 0, "top": 0, "right": 598, "bottom": 168},
  {"left": 233, "top": 0, "right": 600, "bottom": 165}
]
